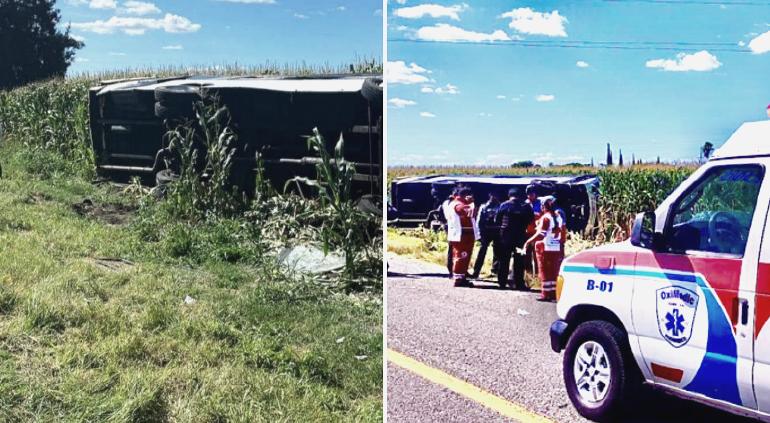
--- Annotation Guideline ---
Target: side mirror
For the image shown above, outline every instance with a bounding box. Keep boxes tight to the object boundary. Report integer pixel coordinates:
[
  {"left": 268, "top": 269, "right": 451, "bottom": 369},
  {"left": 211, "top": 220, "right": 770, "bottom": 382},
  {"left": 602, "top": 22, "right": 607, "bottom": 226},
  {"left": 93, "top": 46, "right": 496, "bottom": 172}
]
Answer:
[{"left": 630, "top": 211, "right": 657, "bottom": 249}]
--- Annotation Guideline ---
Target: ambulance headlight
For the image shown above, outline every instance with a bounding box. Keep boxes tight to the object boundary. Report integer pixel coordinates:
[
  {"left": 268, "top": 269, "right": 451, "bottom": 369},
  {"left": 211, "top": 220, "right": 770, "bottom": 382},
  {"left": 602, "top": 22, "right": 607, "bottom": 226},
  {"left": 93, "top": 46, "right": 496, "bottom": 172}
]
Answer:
[{"left": 556, "top": 274, "right": 565, "bottom": 301}]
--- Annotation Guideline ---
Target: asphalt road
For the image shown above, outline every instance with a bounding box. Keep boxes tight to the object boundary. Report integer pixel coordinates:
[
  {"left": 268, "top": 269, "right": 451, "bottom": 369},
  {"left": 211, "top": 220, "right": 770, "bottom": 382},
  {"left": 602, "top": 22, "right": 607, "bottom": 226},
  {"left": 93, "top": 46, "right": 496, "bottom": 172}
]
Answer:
[{"left": 386, "top": 254, "right": 758, "bottom": 423}]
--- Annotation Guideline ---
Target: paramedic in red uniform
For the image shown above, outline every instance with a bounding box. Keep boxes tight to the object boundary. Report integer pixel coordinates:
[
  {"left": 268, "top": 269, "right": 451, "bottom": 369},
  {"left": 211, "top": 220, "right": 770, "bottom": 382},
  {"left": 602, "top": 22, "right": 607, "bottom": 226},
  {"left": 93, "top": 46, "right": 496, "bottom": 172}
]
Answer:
[
  {"left": 523, "top": 196, "right": 562, "bottom": 301},
  {"left": 447, "top": 187, "right": 479, "bottom": 287}
]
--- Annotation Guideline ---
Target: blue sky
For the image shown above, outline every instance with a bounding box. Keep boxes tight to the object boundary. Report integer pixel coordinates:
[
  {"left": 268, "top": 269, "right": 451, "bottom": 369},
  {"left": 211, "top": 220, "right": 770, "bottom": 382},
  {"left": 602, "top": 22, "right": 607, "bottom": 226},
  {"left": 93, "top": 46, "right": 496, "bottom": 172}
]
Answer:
[
  {"left": 386, "top": 0, "right": 770, "bottom": 166},
  {"left": 59, "top": 0, "right": 382, "bottom": 74}
]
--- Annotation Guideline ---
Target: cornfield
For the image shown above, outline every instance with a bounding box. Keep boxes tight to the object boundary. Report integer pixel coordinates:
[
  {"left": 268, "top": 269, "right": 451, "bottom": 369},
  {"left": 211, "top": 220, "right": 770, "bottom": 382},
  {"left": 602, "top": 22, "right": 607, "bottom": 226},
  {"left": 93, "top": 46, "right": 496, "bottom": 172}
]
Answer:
[{"left": 389, "top": 164, "right": 697, "bottom": 244}]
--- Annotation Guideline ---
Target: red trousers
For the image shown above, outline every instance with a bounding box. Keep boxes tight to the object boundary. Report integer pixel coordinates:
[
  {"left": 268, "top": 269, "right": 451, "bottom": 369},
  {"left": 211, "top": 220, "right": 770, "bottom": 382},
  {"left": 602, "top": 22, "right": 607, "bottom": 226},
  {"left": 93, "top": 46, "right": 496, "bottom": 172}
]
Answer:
[
  {"left": 535, "top": 242, "right": 562, "bottom": 300},
  {"left": 450, "top": 231, "right": 475, "bottom": 280}
]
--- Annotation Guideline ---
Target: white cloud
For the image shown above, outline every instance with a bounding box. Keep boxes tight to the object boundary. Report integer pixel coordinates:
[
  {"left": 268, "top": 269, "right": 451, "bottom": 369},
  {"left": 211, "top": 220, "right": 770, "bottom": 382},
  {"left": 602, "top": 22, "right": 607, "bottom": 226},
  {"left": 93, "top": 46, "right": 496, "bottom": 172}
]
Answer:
[
  {"left": 576, "top": 60, "right": 589, "bottom": 68},
  {"left": 109, "top": 51, "right": 126, "bottom": 56},
  {"left": 532, "top": 152, "right": 585, "bottom": 165},
  {"left": 393, "top": 4, "right": 468, "bottom": 21},
  {"left": 336, "top": 6, "right": 345, "bottom": 11},
  {"left": 293, "top": 13, "right": 309, "bottom": 19},
  {"left": 645, "top": 50, "right": 721, "bottom": 72},
  {"left": 387, "top": 61, "right": 431, "bottom": 84},
  {"left": 500, "top": 8, "right": 567, "bottom": 37},
  {"left": 216, "top": 0, "right": 275, "bottom": 3},
  {"left": 71, "top": 13, "right": 201, "bottom": 35},
  {"left": 90, "top": 0, "right": 117, "bottom": 9},
  {"left": 421, "top": 83, "right": 459, "bottom": 95},
  {"left": 389, "top": 98, "right": 417, "bottom": 108},
  {"left": 420, "top": 111, "right": 436, "bottom": 118},
  {"left": 123, "top": 1, "right": 160, "bottom": 15},
  {"left": 420, "top": 84, "right": 459, "bottom": 95},
  {"left": 75, "top": 57, "right": 89, "bottom": 62},
  {"left": 436, "top": 84, "right": 459, "bottom": 94},
  {"left": 71, "top": 34, "right": 87, "bottom": 42},
  {"left": 749, "top": 31, "right": 770, "bottom": 54},
  {"left": 496, "top": 95, "right": 506, "bottom": 99},
  {"left": 536, "top": 94, "right": 555, "bottom": 102},
  {"left": 415, "top": 23, "right": 510, "bottom": 43},
  {"left": 394, "top": 0, "right": 407, "bottom": 4},
  {"left": 478, "top": 112, "right": 493, "bottom": 117},
  {"left": 162, "top": 44, "right": 183, "bottom": 50}
]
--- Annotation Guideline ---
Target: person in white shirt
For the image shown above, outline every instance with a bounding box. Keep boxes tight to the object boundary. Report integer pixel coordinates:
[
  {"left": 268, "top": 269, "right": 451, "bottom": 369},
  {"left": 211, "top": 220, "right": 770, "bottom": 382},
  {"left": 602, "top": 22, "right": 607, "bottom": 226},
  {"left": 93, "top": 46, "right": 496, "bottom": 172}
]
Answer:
[{"left": 523, "top": 196, "right": 562, "bottom": 301}]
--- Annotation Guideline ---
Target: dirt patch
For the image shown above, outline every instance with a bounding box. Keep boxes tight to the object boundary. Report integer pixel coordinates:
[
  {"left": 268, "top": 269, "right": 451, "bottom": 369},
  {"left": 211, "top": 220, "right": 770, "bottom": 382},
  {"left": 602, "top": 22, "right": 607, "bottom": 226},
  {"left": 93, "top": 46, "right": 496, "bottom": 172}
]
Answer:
[
  {"left": 87, "top": 257, "right": 135, "bottom": 272},
  {"left": 72, "top": 199, "right": 137, "bottom": 225}
]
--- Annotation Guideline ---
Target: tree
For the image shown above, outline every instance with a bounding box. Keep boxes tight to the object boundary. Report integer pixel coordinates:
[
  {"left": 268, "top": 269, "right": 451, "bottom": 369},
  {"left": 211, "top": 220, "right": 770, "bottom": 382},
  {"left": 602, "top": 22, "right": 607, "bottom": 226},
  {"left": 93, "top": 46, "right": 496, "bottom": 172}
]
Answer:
[
  {"left": 618, "top": 149, "right": 624, "bottom": 167},
  {"left": 631, "top": 153, "right": 635, "bottom": 166},
  {"left": 656, "top": 156, "right": 661, "bottom": 164},
  {"left": 700, "top": 141, "right": 714, "bottom": 161},
  {"left": 606, "top": 143, "right": 613, "bottom": 166},
  {"left": 590, "top": 157, "right": 594, "bottom": 167},
  {"left": 511, "top": 160, "right": 534, "bottom": 168},
  {"left": 0, "top": 0, "right": 83, "bottom": 90}
]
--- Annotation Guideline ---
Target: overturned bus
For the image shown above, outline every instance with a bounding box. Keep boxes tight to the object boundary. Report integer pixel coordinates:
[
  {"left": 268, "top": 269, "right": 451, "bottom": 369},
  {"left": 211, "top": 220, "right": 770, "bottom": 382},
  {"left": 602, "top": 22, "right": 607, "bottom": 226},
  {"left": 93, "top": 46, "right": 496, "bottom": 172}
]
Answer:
[
  {"left": 388, "top": 174, "right": 599, "bottom": 233},
  {"left": 87, "top": 75, "right": 383, "bottom": 198}
]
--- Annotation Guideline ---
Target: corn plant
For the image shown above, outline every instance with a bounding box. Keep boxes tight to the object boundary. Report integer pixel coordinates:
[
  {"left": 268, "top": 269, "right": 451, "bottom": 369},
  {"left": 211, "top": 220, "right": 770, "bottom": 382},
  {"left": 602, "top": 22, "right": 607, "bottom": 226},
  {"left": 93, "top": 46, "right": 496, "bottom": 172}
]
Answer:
[
  {"left": 163, "top": 99, "right": 240, "bottom": 219},
  {"left": 285, "top": 129, "right": 376, "bottom": 273}
]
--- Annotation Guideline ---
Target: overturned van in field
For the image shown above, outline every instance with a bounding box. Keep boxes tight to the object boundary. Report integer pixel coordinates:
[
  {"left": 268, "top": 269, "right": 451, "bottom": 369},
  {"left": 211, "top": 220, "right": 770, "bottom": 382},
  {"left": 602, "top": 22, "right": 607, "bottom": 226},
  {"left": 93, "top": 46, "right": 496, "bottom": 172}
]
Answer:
[
  {"left": 87, "top": 75, "right": 383, "bottom": 198},
  {"left": 388, "top": 174, "right": 599, "bottom": 233}
]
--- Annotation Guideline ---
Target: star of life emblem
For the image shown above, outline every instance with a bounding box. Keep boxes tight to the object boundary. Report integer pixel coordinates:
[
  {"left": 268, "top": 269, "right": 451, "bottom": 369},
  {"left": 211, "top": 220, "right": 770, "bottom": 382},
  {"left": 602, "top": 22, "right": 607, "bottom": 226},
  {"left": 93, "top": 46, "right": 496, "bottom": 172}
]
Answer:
[{"left": 656, "top": 286, "right": 699, "bottom": 348}]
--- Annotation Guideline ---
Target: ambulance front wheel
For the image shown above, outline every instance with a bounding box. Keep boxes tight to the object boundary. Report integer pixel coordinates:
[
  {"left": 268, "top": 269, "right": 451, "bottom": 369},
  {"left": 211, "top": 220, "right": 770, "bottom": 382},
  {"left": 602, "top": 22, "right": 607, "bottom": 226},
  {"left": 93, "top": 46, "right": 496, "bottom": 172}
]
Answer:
[{"left": 563, "top": 320, "right": 639, "bottom": 422}]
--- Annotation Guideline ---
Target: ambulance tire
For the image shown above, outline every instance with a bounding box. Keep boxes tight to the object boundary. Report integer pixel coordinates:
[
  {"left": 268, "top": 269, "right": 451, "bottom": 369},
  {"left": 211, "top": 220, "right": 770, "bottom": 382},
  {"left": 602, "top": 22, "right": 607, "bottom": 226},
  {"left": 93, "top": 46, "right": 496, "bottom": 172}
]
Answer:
[{"left": 563, "top": 320, "right": 639, "bottom": 422}]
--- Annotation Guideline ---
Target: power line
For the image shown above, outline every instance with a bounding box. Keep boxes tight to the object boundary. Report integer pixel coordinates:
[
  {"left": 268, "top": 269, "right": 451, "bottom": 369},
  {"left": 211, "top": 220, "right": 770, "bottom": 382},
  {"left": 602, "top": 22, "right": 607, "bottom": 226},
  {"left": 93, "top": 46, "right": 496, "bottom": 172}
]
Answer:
[
  {"left": 389, "top": 38, "right": 749, "bottom": 53},
  {"left": 602, "top": 0, "right": 770, "bottom": 5}
]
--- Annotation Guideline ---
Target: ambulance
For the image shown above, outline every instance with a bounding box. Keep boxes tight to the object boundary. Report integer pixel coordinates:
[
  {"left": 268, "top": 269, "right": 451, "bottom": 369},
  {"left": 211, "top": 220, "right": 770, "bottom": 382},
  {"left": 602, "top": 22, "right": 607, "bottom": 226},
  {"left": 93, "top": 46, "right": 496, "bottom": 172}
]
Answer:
[{"left": 550, "top": 120, "right": 770, "bottom": 421}]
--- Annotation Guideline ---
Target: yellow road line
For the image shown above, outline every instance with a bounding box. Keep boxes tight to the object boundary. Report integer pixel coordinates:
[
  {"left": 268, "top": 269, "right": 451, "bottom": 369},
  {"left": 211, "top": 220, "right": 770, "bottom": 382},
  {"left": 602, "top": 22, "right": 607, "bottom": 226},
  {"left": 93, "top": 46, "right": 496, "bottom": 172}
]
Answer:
[{"left": 388, "top": 349, "right": 555, "bottom": 423}]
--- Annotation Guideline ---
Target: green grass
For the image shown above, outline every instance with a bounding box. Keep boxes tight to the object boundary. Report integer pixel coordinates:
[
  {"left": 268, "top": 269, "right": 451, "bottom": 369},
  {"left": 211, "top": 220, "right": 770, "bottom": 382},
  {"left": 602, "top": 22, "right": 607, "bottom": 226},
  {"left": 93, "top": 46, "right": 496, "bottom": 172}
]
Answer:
[
  {"left": 0, "top": 158, "right": 382, "bottom": 422},
  {"left": 0, "top": 61, "right": 383, "bottom": 421}
]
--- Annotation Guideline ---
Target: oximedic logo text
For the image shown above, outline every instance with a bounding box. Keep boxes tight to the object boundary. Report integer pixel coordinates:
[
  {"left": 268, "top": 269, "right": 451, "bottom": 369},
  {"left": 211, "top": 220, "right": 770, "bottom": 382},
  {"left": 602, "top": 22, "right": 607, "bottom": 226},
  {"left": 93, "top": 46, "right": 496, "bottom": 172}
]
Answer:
[{"left": 660, "top": 289, "right": 697, "bottom": 306}]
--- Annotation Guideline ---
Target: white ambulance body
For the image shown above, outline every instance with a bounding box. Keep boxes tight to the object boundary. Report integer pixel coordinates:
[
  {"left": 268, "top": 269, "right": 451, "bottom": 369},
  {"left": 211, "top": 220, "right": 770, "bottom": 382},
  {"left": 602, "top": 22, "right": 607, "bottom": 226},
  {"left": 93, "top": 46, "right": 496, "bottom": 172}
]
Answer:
[{"left": 550, "top": 120, "right": 770, "bottom": 421}]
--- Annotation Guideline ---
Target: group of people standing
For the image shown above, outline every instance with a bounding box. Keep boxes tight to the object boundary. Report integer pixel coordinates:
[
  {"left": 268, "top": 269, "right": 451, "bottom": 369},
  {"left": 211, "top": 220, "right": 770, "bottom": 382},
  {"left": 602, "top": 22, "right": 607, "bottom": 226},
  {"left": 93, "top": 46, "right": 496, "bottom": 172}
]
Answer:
[{"left": 441, "top": 184, "right": 566, "bottom": 302}]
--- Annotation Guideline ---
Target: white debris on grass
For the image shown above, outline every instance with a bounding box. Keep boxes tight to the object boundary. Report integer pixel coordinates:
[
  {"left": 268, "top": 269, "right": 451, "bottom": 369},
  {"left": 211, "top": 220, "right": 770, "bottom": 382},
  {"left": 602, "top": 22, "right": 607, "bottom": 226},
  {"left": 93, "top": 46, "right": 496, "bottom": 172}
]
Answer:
[
  {"left": 336, "top": 337, "right": 346, "bottom": 344},
  {"left": 277, "top": 245, "right": 346, "bottom": 274},
  {"left": 183, "top": 295, "right": 196, "bottom": 305}
]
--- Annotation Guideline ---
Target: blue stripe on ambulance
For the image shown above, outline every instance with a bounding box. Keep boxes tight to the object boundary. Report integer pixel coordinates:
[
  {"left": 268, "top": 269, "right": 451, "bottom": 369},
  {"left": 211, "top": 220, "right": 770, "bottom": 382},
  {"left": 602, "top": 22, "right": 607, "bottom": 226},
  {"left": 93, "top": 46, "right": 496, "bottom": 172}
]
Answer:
[{"left": 563, "top": 265, "right": 742, "bottom": 406}]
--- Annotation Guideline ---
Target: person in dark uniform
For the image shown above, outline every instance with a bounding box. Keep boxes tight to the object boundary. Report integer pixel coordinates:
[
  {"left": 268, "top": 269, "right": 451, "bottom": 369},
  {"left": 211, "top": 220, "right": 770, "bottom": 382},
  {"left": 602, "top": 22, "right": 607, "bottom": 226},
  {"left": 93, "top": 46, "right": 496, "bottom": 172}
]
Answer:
[
  {"left": 472, "top": 191, "right": 501, "bottom": 278},
  {"left": 496, "top": 188, "right": 534, "bottom": 290}
]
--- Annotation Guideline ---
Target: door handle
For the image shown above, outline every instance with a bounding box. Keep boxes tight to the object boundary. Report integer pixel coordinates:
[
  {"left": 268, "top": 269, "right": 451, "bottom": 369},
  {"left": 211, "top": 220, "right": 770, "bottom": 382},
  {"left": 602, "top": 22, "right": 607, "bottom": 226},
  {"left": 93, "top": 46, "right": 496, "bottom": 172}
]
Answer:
[{"left": 738, "top": 298, "right": 749, "bottom": 326}]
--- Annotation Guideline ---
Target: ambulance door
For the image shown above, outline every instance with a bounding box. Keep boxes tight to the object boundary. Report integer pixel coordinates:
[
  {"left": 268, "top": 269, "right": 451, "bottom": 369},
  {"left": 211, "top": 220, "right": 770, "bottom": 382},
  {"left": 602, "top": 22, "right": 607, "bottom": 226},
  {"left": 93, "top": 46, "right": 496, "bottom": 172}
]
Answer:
[
  {"left": 631, "top": 163, "right": 765, "bottom": 408},
  {"left": 753, "top": 168, "right": 770, "bottom": 413}
]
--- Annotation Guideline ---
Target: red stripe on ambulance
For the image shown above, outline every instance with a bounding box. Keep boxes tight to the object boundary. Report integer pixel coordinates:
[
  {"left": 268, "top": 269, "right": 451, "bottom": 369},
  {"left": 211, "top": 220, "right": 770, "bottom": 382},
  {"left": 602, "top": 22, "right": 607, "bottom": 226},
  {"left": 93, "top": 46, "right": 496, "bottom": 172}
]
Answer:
[
  {"left": 651, "top": 362, "right": 684, "bottom": 383},
  {"left": 755, "top": 263, "right": 770, "bottom": 339}
]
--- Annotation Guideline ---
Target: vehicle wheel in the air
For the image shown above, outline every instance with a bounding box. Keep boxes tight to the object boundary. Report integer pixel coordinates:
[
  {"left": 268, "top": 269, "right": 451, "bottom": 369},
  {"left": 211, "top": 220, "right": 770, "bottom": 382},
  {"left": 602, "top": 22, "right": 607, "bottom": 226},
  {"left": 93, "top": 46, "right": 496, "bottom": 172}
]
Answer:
[
  {"left": 361, "top": 77, "right": 383, "bottom": 111},
  {"left": 563, "top": 320, "right": 639, "bottom": 422},
  {"left": 154, "top": 84, "right": 202, "bottom": 106}
]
